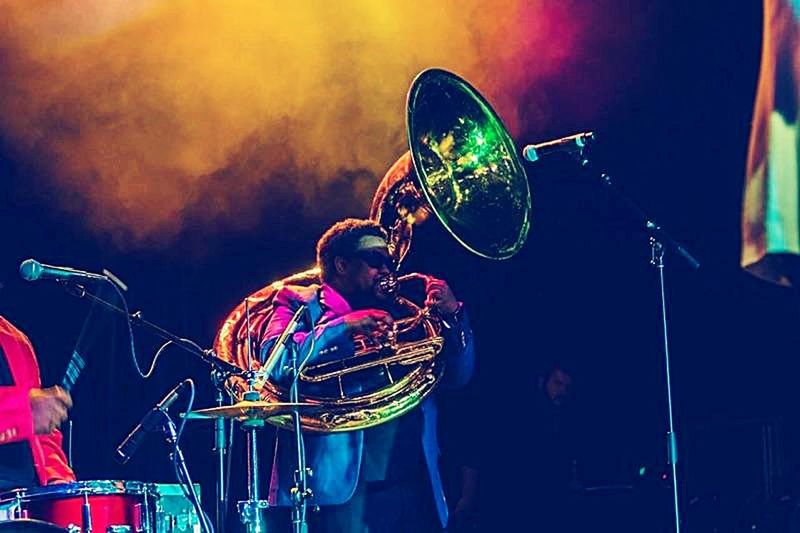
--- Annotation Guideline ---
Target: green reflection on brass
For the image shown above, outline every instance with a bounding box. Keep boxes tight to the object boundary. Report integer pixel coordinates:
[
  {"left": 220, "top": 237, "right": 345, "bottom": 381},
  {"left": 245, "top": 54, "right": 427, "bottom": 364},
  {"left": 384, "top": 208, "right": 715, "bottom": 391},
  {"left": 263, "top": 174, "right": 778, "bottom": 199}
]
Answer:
[{"left": 407, "top": 69, "right": 531, "bottom": 260}]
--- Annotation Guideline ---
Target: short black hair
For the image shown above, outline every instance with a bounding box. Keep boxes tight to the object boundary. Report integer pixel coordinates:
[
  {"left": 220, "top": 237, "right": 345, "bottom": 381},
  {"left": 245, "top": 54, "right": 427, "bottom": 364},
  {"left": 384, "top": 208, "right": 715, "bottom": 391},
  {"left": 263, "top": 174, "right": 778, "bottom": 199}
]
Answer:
[{"left": 316, "top": 218, "right": 387, "bottom": 282}]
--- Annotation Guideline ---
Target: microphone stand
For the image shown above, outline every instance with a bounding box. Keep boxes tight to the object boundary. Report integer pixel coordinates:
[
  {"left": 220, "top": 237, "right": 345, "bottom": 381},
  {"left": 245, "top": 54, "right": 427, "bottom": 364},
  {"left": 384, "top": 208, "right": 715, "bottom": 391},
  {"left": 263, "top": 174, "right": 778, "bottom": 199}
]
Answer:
[
  {"left": 58, "top": 281, "right": 243, "bottom": 377},
  {"left": 575, "top": 152, "right": 700, "bottom": 533},
  {"left": 260, "top": 304, "right": 313, "bottom": 533},
  {"left": 58, "top": 281, "right": 241, "bottom": 531},
  {"left": 161, "top": 411, "right": 210, "bottom": 533},
  {"left": 288, "top": 339, "right": 311, "bottom": 533}
]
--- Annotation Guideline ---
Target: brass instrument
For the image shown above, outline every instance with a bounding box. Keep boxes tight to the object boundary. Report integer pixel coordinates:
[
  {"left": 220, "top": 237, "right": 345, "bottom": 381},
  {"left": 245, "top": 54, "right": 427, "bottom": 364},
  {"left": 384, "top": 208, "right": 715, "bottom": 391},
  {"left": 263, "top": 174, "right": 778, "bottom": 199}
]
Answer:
[
  {"left": 213, "top": 68, "right": 531, "bottom": 432},
  {"left": 298, "top": 273, "right": 443, "bottom": 384}
]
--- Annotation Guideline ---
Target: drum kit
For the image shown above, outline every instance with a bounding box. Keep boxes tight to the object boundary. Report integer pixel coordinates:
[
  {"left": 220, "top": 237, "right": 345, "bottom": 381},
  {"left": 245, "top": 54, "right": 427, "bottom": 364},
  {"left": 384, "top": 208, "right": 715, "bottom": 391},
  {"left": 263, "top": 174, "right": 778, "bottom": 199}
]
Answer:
[
  {"left": 0, "top": 401, "right": 321, "bottom": 533},
  {"left": 0, "top": 480, "right": 203, "bottom": 533}
]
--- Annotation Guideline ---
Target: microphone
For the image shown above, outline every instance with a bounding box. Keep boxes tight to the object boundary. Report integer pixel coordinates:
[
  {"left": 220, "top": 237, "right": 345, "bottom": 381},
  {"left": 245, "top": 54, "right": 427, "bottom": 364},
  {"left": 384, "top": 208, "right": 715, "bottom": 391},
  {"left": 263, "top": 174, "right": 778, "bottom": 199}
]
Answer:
[
  {"left": 259, "top": 303, "right": 309, "bottom": 381},
  {"left": 115, "top": 380, "right": 189, "bottom": 464},
  {"left": 20, "top": 259, "right": 107, "bottom": 283},
  {"left": 522, "top": 132, "right": 594, "bottom": 162}
]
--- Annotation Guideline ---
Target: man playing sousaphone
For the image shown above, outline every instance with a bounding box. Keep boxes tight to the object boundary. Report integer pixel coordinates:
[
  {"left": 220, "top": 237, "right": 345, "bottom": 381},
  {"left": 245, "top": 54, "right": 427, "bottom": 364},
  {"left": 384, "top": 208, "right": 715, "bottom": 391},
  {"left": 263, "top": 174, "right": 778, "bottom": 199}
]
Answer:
[{"left": 261, "top": 218, "right": 475, "bottom": 532}]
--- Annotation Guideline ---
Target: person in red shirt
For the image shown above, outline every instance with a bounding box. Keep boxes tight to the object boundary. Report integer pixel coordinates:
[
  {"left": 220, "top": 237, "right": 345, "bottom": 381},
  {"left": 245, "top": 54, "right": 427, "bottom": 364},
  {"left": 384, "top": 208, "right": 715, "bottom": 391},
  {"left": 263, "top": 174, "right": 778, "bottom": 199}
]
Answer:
[{"left": 0, "top": 315, "right": 75, "bottom": 490}]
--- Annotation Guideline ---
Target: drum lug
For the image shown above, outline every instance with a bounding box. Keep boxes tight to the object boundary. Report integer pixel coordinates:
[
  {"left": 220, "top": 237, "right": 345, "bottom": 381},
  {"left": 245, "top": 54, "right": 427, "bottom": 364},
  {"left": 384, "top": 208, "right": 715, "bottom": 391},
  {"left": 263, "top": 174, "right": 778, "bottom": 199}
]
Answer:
[
  {"left": 11, "top": 494, "right": 27, "bottom": 520},
  {"left": 133, "top": 502, "right": 146, "bottom": 532}
]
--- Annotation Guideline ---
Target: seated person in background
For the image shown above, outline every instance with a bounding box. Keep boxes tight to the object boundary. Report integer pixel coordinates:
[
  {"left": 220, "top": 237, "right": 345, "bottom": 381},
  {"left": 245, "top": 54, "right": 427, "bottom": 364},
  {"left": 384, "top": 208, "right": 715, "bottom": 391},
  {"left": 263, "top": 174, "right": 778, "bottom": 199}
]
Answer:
[{"left": 528, "top": 361, "right": 583, "bottom": 532}]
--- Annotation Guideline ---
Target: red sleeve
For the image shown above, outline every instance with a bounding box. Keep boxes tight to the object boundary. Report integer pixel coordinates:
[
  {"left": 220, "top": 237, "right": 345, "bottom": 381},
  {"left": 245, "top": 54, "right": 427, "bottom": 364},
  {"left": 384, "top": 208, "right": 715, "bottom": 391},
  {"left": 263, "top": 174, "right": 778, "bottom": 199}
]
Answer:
[
  {"left": 38, "top": 428, "right": 76, "bottom": 483},
  {"left": 0, "top": 385, "right": 35, "bottom": 444},
  {"left": 0, "top": 316, "right": 75, "bottom": 483}
]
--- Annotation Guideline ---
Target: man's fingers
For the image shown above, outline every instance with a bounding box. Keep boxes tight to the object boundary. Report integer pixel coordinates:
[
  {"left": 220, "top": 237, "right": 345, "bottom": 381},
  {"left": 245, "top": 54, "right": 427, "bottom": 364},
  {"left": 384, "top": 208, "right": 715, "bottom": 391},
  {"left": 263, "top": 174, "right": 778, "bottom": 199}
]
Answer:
[
  {"left": 426, "top": 280, "right": 451, "bottom": 295},
  {"left": 54, "top": 387, "right": 73, "bottom": 409},
  {"left": 426, "top": 290, "right": 445, "bottom": 309},
  {"left": 369, "top": 310, "right": 394, "bottom": 326},
  {"left": 347, "top": 309, "right": 394, "bottom": 335},
  {"left": 427, "top": 288, "right": 443, "bottom": 300},
  {"left": 55, "top": 404, "right": 67, "bottom": 422}
]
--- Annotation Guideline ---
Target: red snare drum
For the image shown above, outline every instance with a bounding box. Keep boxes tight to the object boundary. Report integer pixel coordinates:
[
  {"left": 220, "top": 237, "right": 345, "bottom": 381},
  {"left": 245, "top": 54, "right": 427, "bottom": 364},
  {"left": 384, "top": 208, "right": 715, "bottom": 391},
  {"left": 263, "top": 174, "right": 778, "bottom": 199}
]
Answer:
[{"left": 0, "top": 481, "right": 154, "bottom": 532}]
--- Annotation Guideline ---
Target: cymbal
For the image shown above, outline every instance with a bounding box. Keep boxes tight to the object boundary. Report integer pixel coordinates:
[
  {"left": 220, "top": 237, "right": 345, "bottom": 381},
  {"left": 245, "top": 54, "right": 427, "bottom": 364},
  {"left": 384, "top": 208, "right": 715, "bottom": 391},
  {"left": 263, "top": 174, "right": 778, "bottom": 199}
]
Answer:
[{"left": 182, "top": 401, "right": 319, "bottom": 420}]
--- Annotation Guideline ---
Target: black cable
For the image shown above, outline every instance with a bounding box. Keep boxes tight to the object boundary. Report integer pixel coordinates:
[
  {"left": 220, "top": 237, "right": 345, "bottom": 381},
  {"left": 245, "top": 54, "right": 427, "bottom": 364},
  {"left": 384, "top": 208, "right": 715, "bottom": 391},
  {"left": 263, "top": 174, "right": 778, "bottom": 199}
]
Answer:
[
  {"left": 175, "top": 460, "right": 215, "bottom": 533},
  {"left": 104, "top": 279, "right": 151, "bottom": 379},
  {"left": 106, "top": 280, "right": 208, "bottom": 379},
  {"left": 168, "top": 380, "right": 214, "bottom": 533}
]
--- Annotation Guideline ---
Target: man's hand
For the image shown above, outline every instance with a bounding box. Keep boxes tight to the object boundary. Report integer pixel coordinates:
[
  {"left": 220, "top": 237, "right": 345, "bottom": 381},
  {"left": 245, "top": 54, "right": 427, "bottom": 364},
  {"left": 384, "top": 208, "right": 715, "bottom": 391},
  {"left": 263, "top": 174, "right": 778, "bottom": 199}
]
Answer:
[
  {"left": 425, "top": 277, "right": 460, "bottom": 316},
  {"left": 29, "top": 386, "right": 72, "bottom": 435},
  {"left": 343, "top": 309, "right": 394, "bottom": 336}
]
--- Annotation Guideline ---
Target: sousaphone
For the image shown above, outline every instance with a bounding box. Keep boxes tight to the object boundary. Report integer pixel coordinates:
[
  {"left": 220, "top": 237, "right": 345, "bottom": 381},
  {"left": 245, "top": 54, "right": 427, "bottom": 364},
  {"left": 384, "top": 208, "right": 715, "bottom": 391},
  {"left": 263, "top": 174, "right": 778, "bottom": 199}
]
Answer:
[{"left": 213, "top": 68, "right": 531, "bottom": 432}]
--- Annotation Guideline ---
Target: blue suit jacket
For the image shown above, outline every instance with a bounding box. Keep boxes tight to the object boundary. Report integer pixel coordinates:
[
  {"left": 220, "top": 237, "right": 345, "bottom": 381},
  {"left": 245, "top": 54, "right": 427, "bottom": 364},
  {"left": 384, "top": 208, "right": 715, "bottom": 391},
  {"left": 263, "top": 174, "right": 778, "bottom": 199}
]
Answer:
[{"left": 260, "top": 283, "right": 475, "bottom": 528}]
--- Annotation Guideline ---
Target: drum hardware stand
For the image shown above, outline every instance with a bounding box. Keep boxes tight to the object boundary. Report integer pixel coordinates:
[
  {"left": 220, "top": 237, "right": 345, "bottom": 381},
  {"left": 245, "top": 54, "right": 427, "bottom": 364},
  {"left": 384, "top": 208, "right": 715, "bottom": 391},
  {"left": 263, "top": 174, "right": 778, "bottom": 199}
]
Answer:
[
  {"left": 572, "top": 150, "right": 700, "bottom": 533},
  {"left": 211, "top": 370, "right": 230, "bottom": 533},
  {"left": 235, "top": 299, "right": 271, "bottom": 533},
  {"left": 237, "top": 387, "right": 269, "bottom": 533}
]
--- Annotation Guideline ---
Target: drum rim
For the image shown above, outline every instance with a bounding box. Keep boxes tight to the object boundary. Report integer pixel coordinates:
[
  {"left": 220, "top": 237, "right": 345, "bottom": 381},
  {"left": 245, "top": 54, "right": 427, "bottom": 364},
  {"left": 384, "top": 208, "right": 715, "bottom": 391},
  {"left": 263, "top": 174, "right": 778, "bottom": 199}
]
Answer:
[{"left": 0, "top": 480, "right": 151, "bottom": 503}]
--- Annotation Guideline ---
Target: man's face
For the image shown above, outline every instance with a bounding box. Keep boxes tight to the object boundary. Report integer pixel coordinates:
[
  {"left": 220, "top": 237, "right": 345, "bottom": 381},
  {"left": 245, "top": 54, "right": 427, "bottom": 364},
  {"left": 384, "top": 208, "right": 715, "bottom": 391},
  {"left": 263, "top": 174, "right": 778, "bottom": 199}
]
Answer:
[
  {"left": 339, "top": 235, "right": 394, "bottom": 306},
  {"left": 545, "top": 368, "right": 573, "bottom": 407}
]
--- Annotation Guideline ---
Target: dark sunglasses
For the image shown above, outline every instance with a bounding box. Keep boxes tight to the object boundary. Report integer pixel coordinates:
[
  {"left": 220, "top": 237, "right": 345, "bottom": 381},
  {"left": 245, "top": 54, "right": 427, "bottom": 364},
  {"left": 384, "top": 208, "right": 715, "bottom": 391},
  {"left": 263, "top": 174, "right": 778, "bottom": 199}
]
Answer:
[{"left": 353, "top": 250, "right": 395, "bottom": 271}]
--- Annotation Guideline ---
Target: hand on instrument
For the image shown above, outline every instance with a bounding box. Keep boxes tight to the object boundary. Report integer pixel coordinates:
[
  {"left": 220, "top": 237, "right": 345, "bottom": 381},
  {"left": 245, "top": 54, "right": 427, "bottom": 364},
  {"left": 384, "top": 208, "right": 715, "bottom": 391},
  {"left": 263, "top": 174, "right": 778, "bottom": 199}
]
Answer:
[
  {"left": 29, "top": 386, "right": 72, "bottom": 435},
  {"left": 425, "top": 277, "right": 460, "bottom": 316},
  {"left": 343, "top": 309, "right": 394, "bottom": 336}
]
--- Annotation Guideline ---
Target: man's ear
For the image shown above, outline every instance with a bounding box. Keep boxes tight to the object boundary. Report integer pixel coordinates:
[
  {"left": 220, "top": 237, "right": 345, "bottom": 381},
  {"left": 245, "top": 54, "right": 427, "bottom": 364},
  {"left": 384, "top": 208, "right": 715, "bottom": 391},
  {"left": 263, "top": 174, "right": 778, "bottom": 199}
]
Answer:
[{"left": 334, "top": 256, "right": 348, "bottom": 275}]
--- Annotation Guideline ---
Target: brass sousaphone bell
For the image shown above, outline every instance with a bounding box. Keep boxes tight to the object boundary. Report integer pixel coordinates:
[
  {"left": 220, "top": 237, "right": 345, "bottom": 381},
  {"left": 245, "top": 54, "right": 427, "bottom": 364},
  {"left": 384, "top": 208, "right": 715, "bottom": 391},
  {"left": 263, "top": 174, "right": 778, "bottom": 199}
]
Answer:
[{"left": 213, "top": 68, "right": 531, "bottom": 432}]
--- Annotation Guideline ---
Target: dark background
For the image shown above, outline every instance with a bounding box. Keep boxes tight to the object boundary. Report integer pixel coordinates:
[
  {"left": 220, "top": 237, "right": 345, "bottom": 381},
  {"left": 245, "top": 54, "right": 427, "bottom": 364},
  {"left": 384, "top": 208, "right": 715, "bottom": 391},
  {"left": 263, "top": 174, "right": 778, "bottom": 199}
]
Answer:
[{"left": 3, "top": 1, "right": 800, "bottom": 531}]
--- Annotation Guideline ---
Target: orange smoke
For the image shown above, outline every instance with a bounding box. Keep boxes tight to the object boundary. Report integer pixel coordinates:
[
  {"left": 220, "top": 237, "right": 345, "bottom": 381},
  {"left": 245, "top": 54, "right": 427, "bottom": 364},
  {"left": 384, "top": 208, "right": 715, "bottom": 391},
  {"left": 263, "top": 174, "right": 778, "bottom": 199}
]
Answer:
[{"left": 0, "top": 0, "right": 609, "bottom": 248}]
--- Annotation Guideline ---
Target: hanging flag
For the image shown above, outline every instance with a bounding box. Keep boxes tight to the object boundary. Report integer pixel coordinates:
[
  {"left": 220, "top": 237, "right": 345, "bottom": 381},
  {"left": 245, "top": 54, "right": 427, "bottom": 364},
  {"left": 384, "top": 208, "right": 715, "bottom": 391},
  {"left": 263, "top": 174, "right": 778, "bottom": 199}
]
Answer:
[{"left": 742, "top": 0, "right": 800, "bottom": 285}]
